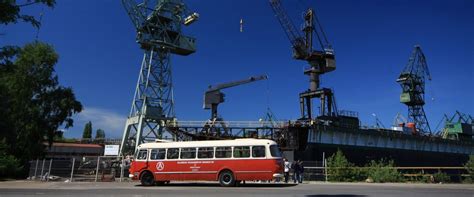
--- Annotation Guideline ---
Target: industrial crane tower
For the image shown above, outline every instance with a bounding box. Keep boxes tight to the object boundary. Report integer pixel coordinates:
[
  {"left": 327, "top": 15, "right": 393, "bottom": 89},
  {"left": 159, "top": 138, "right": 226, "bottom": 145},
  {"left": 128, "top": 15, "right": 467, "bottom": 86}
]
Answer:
[
  {"left": 120, "top": 0, "right": 198, "bottom": 155},
  {"left": 269, "top": 0, "right": 337, "bottom": 120},
  {"left": 397, "top": 45, "right": 432, "bottom": 135}
]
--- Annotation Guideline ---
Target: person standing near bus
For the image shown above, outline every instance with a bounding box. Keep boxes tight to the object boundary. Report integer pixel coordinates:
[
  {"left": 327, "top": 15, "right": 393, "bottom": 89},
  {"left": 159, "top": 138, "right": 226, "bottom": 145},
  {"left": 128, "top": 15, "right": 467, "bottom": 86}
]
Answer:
[
  {"left": 292, "top": 160, "right": 301, "bottom": 184},
  {"left": 283, "top": 158, "right": 290, "bottom": 183},
  {"left": 298, "top": 160, "right": 304, "bottom": 183}
]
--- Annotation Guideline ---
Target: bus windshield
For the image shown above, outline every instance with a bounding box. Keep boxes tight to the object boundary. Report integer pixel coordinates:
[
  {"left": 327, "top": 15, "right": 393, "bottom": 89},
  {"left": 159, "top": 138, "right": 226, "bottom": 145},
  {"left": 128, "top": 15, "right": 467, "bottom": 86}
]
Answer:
[{"left": 270, "top": 145, "right": 282, "bottom": 157}]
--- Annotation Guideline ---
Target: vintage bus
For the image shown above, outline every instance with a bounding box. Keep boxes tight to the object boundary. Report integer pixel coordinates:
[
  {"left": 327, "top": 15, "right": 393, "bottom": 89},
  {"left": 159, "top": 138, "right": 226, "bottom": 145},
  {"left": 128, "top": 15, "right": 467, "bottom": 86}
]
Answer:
[{"left": 128, "top": 138, "right": 284, "bottom": 187}]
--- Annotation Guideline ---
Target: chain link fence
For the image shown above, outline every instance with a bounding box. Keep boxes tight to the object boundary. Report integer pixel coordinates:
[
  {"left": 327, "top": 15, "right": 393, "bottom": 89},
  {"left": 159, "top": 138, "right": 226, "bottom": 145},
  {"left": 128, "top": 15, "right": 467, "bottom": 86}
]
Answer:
[{"left": 27, "top": 156, "right": 131, "bottom": 182}]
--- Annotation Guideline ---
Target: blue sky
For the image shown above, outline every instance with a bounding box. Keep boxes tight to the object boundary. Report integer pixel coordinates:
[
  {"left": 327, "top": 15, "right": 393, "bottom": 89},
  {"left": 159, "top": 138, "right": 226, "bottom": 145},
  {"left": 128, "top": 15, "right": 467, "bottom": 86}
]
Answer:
[{"left": 2, "top": 0, "right": 473, "bottom": 138}]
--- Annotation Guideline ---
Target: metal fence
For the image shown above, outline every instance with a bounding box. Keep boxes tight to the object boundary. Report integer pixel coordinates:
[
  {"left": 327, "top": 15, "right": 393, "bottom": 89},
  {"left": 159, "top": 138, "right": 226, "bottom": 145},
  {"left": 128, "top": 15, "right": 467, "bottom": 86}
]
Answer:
[
  {"left": 28, "top": 158, "right": 469, "bottom": 183},
  {"left": 28, "top": 156, "right": 130, "bottom": 182},
  {"left": 288, "top": 160, "right": 469, "bottom": 182}
]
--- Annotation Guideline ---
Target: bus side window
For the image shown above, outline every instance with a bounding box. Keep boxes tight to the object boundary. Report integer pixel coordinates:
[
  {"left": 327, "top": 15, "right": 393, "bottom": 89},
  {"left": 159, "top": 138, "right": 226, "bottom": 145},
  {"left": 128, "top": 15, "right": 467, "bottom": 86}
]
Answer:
[
  {"left": 252, "top": 146, "right": 266, "bottom": 158},
  {"left": 215, "top": 147, "right": 232, "bottom": 158},
  {"left": 136, "top": 149, "right": 148, "bottom": 160},
  {"left": 198, "top": 147, "right": 214, "bottom": 159},
  {"left": 167, "top": 148, "right": 179, "bottom": 159},
  {"left": 233, "top": 146, "right": 250, "bottom": 158},
  {"left": 181, "top": 148, "right": 197, "bottom": 159},
  {"left": 150, "top": 148, "right": 166, "bottom": 160}
]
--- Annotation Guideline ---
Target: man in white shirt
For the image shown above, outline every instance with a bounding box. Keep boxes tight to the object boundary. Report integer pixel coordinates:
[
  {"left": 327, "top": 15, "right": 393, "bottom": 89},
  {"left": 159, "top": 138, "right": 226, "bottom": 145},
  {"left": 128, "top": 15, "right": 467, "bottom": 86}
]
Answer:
[{"left": 284, "top": 158, "right": 290, "bottom": 183}]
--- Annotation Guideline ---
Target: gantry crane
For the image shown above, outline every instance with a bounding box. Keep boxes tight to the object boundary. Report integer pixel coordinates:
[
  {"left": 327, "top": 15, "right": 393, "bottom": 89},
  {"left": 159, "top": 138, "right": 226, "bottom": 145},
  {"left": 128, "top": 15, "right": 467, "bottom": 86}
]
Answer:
[
  {"left": 201, "top": 75, "right": 268, "bottom": 136},
  {"left": 397, "top": 45, "right": 432, "bottom": 135},
  {"left": 120, "top": 0, "right": 199, "bottom": 155},
  {"left": 269, "top": 0, "right": 337, "bottom": 120}
]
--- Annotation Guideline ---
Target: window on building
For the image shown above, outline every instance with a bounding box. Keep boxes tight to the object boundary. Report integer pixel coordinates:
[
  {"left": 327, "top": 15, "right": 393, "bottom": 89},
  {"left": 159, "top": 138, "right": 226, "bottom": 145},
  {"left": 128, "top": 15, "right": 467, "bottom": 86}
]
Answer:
[
  {"left": 198, "top": 147, "right": 214, "bottom": 159},
  {"left": 215, "top": 147, "right": 232, "bottom": 158},
  {"left": 233, "top": 146, "right": 250, "bottom": 158}
]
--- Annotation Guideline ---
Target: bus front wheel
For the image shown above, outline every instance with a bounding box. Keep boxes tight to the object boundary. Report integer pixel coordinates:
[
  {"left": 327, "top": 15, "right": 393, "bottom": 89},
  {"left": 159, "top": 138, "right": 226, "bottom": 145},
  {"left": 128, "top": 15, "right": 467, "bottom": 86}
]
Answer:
[
  {"left": 140, "top": 171, "right": 155, "bottom": 186},
  {"left": 218, "top": 170, "right": 235, "bottom": 187}
]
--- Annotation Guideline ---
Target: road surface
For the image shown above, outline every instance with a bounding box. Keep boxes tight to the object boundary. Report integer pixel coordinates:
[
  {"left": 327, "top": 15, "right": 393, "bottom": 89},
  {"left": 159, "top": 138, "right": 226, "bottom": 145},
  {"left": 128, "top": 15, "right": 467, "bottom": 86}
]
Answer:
[{"left": 0, "top": 181, "right": 472, "bottom": 197}]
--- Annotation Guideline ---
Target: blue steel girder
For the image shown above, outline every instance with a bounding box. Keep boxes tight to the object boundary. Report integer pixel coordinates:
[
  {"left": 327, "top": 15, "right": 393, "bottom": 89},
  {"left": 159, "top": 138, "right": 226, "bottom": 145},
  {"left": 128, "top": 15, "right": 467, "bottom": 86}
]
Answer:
[{"left": 308, "top": 126, "right": 473, "bottom": 155}]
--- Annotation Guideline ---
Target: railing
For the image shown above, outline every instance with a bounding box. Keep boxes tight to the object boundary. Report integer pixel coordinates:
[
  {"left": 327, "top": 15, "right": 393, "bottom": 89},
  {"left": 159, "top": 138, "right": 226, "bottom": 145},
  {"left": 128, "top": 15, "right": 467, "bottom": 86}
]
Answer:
[
  {"left": 172, "top": 120, "right": 288, "bottom": 128},
  {"left": 28, "top": 156, "right": 130, "bottom": 182},
  {"left": 302, "top": 165, "right": 470, "bottom": 182}
]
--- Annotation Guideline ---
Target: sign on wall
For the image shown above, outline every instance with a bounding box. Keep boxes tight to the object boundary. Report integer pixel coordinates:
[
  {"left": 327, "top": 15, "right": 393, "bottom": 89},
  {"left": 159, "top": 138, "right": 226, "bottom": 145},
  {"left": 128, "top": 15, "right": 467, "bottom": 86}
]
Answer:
[{"left": 104, "top": 145, "right": 120, "bottom": 156}]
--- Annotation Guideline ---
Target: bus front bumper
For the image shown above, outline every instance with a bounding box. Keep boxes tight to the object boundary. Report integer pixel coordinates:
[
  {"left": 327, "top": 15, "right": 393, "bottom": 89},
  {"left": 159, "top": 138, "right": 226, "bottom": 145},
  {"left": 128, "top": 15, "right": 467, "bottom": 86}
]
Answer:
[
  {"left": 273, "top": 173, "right": 284, "bottom": 178},
  {"left": 129, "top": 172, "right": 139, "bottom": 180}
]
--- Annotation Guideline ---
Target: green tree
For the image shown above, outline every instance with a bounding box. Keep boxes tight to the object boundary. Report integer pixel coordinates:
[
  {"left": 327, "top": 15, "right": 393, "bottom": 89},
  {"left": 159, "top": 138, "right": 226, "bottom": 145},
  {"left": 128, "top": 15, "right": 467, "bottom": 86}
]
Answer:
[
  {"left": 366, "top": 159, "right": 403, "bottom": 183},
  {"left": 464, "top": 155, "right": 474, "bottom": 183},
  {"left": 0, "top": 0, "right": 82, "bottom": 178},
  {"left": 0, "top": 141, "right": 22, "bottom": 179},
  {"left": 0, "top": 0, "right": 55, "bottom": 28},
  {"left": 0, "top": 42, "right": 82, "bottom": 177},
  {"left": 326, "top": 150, "right": 365, "bottom": 182},
  {"left": 82, "top": 121, "right": 92, "bottom": 139},
  {"left": 95, "top": 129, "right": 105, "bottom": 139},
  {"left": 94, "top": 129, "right": 105, "bottom": 143}
]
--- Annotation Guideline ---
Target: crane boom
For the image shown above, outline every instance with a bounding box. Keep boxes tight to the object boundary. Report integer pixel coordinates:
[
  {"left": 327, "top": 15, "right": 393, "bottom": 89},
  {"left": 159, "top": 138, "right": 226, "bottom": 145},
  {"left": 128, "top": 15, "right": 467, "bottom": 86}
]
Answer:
[
  {"left": 207, "top": 75, "right": 268, "bottom": 92},
  {"left": 204, "top": 75, "right": 268, "bottom": 120},
  {"left": 121, "top": 0, "right": 146, "bottom": 31},
  {"left": 269, "top": 0, "right": 337, "bottom": 120},
  {"left": 269, "top": 0, "right": 307, "bottom": 58}
]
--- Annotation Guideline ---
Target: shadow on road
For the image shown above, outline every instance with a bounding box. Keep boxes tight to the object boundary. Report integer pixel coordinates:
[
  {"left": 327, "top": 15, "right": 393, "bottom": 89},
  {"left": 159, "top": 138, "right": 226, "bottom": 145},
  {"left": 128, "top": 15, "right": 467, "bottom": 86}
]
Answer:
[
  {"left": 306, "top": 195, "right": 366, "bottom": 197},
  {"left": 135, "top": 182, "right": 298, "bottom": 188}
]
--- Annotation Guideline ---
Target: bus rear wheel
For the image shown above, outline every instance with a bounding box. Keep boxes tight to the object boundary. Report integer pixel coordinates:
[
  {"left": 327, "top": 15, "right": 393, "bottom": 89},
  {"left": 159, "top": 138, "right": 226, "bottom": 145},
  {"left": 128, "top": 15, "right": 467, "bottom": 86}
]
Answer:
[
  {"left": 218, "top": 170, "right": 235, "bottom": 187},
  {"left": 140, "top": 171, "right": 154, "bottom": 186}
]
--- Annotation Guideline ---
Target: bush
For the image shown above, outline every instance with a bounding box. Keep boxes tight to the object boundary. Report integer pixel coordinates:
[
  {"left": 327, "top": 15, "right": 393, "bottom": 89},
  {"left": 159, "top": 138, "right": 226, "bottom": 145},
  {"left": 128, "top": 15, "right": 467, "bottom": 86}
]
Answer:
[
  {"left": 0, "top": 154, "right": 23, "bottom": 179},
  {"left": 462, "top": 177, "right": 472, "bottom": 184},
  {"left": 465, "top": 155, "right": 474, "bottom": 181},
  {"left": 326, "top": 150, "right": 366, "bottom": 182},
  {"left": 433, "top": 171, "right": 450, "bottom": 183},
  {"left": 366, "top": 159, "right": 404, "bottom": 183}
]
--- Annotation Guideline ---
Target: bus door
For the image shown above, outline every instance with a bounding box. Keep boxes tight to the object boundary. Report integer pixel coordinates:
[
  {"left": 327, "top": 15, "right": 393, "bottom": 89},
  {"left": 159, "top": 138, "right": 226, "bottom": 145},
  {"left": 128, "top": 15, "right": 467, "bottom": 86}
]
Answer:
[{"left": 149, "top": 148, "right": 166, "bottom": 180}]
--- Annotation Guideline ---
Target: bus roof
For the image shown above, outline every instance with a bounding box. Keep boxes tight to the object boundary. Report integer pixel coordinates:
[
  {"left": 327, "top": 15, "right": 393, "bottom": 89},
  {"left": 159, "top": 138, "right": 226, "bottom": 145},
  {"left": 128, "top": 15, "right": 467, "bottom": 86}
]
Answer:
[{"left": 138, "top": 138, "right": 278, "bottom": 149}]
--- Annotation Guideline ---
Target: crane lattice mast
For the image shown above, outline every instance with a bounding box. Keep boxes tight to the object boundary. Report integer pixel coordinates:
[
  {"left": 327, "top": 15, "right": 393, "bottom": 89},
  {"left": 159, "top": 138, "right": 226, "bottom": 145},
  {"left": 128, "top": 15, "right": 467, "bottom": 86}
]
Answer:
[
  {"left": 120, "top": 0, "right": 199, "bottom": 155},
  {"left": 397, "top": 45, "right": 432, "bottom": 135}
]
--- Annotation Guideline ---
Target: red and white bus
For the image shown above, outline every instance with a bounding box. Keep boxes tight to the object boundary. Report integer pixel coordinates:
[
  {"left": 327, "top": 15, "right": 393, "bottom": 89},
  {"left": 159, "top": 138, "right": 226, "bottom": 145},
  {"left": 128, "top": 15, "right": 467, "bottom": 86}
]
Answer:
[{"left": 129, "top": 138, "right": 284, "bottom": 187}]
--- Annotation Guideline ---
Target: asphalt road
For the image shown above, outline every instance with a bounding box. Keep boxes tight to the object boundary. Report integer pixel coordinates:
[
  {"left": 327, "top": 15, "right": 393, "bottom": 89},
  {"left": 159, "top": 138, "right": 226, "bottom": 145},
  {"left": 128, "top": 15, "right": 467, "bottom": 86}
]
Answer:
[{"left": 0, "top": 181, "right": 472, "bottom": 197}]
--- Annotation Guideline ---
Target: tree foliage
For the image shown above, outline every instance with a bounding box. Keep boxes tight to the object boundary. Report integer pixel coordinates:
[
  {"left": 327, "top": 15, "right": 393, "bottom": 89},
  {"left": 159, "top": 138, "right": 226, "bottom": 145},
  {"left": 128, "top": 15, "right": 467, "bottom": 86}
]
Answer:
[
  {"left": 464, "top": 155, "right": 474, "bottom": 183},
  {"left": 95, "top": 129, "right": 105, "bottom": 139},
  {"left": 365, "top": 159, "right": 404, "bottom": 183},
  {"left": 0, "top": 141, "right": 22, "bottom": 179},
  {"left": 0, "top": 0, "right": 56, "bottom": 28},
  {"left": 432, "top": 171, "right": 450, "bottom": 183},
  {"left": 82, "top": 121, "right": 92, "bottom": 139},
  {"left": 326, "top": 150, "right": 365, "bottom": 182},
  {"left": 0, "top": 0, "right": 82, "bottom": 178},
  {"left": 0, "top": 42, "right": 82, "bottom": 177}
]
